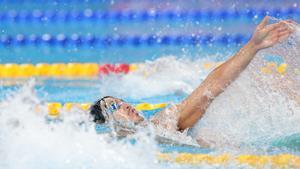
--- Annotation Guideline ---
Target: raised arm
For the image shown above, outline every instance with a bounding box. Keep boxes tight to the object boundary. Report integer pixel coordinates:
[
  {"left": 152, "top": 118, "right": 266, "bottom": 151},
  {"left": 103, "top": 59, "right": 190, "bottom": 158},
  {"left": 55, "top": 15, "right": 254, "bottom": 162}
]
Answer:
[{"left": 176, "top": 16, "right": 293, "bottom": 130}]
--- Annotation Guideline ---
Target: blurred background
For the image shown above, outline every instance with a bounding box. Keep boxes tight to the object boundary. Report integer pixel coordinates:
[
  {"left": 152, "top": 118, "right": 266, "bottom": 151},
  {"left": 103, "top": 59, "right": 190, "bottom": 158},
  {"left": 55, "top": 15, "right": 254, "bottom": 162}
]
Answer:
[{"left": 0, "top": 0, "right": 299, "bottom": 63}]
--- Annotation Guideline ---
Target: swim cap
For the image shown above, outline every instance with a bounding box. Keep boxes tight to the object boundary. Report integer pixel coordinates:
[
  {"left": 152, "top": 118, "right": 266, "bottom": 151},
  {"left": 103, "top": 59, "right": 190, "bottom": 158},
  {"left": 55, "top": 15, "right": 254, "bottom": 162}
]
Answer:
[{"left": 89, "top": 96, "right": 112, "bottom": 124}]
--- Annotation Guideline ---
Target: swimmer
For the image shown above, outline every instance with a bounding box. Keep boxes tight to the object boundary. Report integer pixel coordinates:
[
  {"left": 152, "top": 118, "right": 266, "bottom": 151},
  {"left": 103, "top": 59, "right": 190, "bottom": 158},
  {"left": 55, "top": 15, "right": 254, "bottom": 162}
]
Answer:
[{"left": 89, "top": 16, "right": 296, "bottom": 145}]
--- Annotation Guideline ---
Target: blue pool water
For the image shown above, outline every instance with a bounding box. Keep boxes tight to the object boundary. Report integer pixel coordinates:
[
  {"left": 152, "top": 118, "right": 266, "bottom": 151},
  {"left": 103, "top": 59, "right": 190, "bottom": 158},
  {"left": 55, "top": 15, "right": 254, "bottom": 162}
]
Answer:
[{"left": 0, "top": 1, "right": 300, "bottom": 169}]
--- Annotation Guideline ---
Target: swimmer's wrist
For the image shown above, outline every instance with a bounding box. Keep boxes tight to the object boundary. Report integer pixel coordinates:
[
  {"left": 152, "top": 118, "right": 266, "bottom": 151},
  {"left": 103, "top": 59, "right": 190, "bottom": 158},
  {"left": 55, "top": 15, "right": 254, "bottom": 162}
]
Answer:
[{"left": 246, "top": 40, "right": 259, "bottom": 53}]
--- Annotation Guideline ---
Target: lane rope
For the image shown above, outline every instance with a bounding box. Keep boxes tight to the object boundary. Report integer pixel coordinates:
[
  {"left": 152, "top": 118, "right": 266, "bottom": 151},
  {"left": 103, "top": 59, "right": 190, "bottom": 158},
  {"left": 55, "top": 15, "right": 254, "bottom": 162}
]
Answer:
[
  {"left": 0, "top": 62, "right": 289, "bottom": 78},
  {"left": 158, "top": 153, "right": 300, "bottom": 168},
  {"left": 0, "top": 63, "right": 131, "bottom": 78},
  {"left": 45, "top": 102, "right": 167, "bottom": 116},
  {"left": 0, "top": 8, "right": 298, "bottom": 22},
  {"left": 0, "top": 34, "right": 251, "bottom": 46}
]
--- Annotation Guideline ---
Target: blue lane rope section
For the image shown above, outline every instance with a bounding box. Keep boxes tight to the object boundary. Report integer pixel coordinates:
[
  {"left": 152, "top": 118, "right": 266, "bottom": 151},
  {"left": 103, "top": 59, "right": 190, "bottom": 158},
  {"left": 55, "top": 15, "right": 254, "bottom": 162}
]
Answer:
[
  {"left": 0, "top": 8, "right": 299, "bottom": 22},
  {"left": 0, "top": 34, "right": 251, "bottom": 46}
]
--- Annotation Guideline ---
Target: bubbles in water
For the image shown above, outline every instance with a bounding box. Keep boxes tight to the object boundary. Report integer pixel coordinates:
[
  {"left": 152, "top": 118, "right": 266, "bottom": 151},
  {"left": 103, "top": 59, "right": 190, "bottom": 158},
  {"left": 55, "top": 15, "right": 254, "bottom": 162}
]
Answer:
[{"left": 293, "top": 3, "right": 298, "bottom": 7}]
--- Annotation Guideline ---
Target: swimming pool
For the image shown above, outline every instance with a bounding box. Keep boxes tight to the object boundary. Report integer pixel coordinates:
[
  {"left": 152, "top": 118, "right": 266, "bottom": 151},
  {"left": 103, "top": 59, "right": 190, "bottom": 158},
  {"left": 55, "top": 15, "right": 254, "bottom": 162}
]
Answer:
[{"left": 0, "top": 0, "right": 300, "bottom": 168}]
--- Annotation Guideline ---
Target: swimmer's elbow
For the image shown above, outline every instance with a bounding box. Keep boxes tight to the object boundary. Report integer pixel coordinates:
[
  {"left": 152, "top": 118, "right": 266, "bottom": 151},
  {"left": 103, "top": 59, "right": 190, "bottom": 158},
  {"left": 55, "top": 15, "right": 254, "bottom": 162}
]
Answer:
[
  {"left": 177, "top": 110, "right": 205, "bottom": 131},
  {"left": 177, "top": 115, "right": 191, "bottom": 131},
  {"left": 177, "top": 121, "right": 186, "bottom": 131}
]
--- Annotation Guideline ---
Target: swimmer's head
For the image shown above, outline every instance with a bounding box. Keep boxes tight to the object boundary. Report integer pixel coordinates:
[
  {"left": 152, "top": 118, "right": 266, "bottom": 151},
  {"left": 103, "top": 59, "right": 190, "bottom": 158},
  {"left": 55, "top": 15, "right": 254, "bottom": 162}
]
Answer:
[{"left": 90, "top": 96, "right": 144, "bottom": 125}]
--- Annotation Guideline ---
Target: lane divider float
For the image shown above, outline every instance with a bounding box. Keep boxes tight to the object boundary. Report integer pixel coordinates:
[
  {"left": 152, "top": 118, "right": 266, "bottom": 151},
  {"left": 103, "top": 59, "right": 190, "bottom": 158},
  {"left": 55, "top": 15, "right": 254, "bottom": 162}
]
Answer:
[
  {"left": 260, "top": 62, "right": 289, "bottom": 75},
  {"left": 0, "top": 34, "right": 251, "bottom": 46},
  {"left": 0, "top": 8, "right": 299, "bottom": 23},
  {"left": 0, "top": 63, "right": 132, "bottom": 78},
  {"left": 158, "top": 153, "right": 300, "bottom": 168},
  {"left": 0, "top": 62, "right": 289, "bottom": 78},
  {"left": 47, "top": 102, "right": 168, "bottom": 116}
]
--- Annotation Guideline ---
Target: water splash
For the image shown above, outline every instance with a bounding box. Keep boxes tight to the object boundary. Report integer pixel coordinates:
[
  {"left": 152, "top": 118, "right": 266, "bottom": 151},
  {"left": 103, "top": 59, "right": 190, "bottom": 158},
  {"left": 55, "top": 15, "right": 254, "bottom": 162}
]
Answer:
[
  {"left": 97, "top": 56, "right": 212, "bottom": 99},
  {"left": 0, "top": 59, "right": 258, "bottom": 169},
  {"left": 0, "top": 82, "right": 189, "bottom": 169},
  {"left": 93, "top": 22, "right": 300, "bottom": 153},
  {"left": 191, "top": 23, "right": 300, "bottom": 153}
]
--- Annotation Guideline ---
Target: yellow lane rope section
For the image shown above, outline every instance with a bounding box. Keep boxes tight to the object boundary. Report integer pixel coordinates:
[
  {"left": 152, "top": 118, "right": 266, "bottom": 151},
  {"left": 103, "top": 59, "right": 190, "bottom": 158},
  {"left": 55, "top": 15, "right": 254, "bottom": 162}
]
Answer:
[
  {"left": 0, "top": 62, "right": 289, "bottom": 78},
  {"left": 0, "top": 63, "right": 100, "bottom": 78},
  {"left": 47, "top": 102, "right": 168, "bottom": 116},
  {"left": 158, "top": 153, "right": 300, "bottom": 168}
]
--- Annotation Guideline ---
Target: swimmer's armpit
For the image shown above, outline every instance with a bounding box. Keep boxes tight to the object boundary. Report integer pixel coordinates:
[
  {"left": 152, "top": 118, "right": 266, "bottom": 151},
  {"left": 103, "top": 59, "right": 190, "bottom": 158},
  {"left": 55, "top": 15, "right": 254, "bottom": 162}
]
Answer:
[{"left": 150, "top": 104, "right": 181, "bottom": 132}]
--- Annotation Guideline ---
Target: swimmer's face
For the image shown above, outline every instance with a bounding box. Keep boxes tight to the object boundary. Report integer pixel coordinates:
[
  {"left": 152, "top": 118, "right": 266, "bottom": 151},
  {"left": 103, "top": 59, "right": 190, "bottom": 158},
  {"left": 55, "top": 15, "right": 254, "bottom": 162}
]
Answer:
[{"left": 101, "top": 97, "right": 144, "bottom": 124}]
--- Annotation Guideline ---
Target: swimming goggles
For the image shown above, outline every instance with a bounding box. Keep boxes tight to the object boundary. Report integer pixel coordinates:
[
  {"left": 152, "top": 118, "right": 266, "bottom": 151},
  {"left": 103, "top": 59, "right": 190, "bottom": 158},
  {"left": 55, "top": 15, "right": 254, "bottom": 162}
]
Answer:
[
  {"left": 100, "top": 98, "right": 123, "bottom": 122},
  {"left": 98, "top": 98, "right": 141, "bottom": 136}
]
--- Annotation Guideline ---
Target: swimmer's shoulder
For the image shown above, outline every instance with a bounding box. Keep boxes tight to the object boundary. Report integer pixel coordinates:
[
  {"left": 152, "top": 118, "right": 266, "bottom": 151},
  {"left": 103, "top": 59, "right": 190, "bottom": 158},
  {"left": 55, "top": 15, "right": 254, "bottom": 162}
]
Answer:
[{"left": 149, "top": 104, "right": 181, "bottom": 131}]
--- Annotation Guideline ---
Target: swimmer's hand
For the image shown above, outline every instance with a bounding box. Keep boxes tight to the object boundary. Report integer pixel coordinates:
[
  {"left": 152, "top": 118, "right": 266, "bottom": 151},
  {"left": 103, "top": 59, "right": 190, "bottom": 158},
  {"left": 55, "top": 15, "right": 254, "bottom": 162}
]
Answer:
[{"left": 250, "top": 16, "right": 294, "bottom": 51}]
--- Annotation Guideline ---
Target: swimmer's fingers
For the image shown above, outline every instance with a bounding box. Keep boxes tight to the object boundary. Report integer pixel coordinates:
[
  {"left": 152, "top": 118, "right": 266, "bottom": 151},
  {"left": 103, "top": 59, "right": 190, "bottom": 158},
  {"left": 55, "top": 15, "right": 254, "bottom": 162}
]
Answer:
[
  {"left": 267, "top": 24, "right": 287, "bottom": 37},
  {"left": 282, "top": 20, "right": 298, "bottom": 32},
  {"left": 263, "top": 19, "right": 295, "bottom": 34},
  {"left": 268, "top": 21, "right": 293, "bottom": 35},
  {"left": 257, "top": 16, "right": 270, "bottom": 30},
  {"left": 278, "top": 30, "right": 293, "bottom": 42},
  {"left": 268, "top": 29, "right": 292, "bottom": 44},
  {"left": 264, "top": 22, "right": 282, "bottom": 33},
  {"left": 277, "top": 21, "right": 294, "bottom": 37},
  {"left": 251, "top": 16, "right": 294, "bottom": 49},
  {"left": 283, "top": 19, "right": 298, "bottom": 25},
  {"left": 277, "top": 23, "right": 291, "bottom": 33}
]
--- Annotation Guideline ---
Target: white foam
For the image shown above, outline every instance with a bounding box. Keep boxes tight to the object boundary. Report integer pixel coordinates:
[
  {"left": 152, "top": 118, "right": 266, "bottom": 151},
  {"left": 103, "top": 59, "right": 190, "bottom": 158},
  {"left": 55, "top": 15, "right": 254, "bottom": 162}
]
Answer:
[
  {"left": 97, "top": 56, "right": 212, "bottom": 99},
  {"left": 0, "top": 82, "right": 188, "bottom": 169}
]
